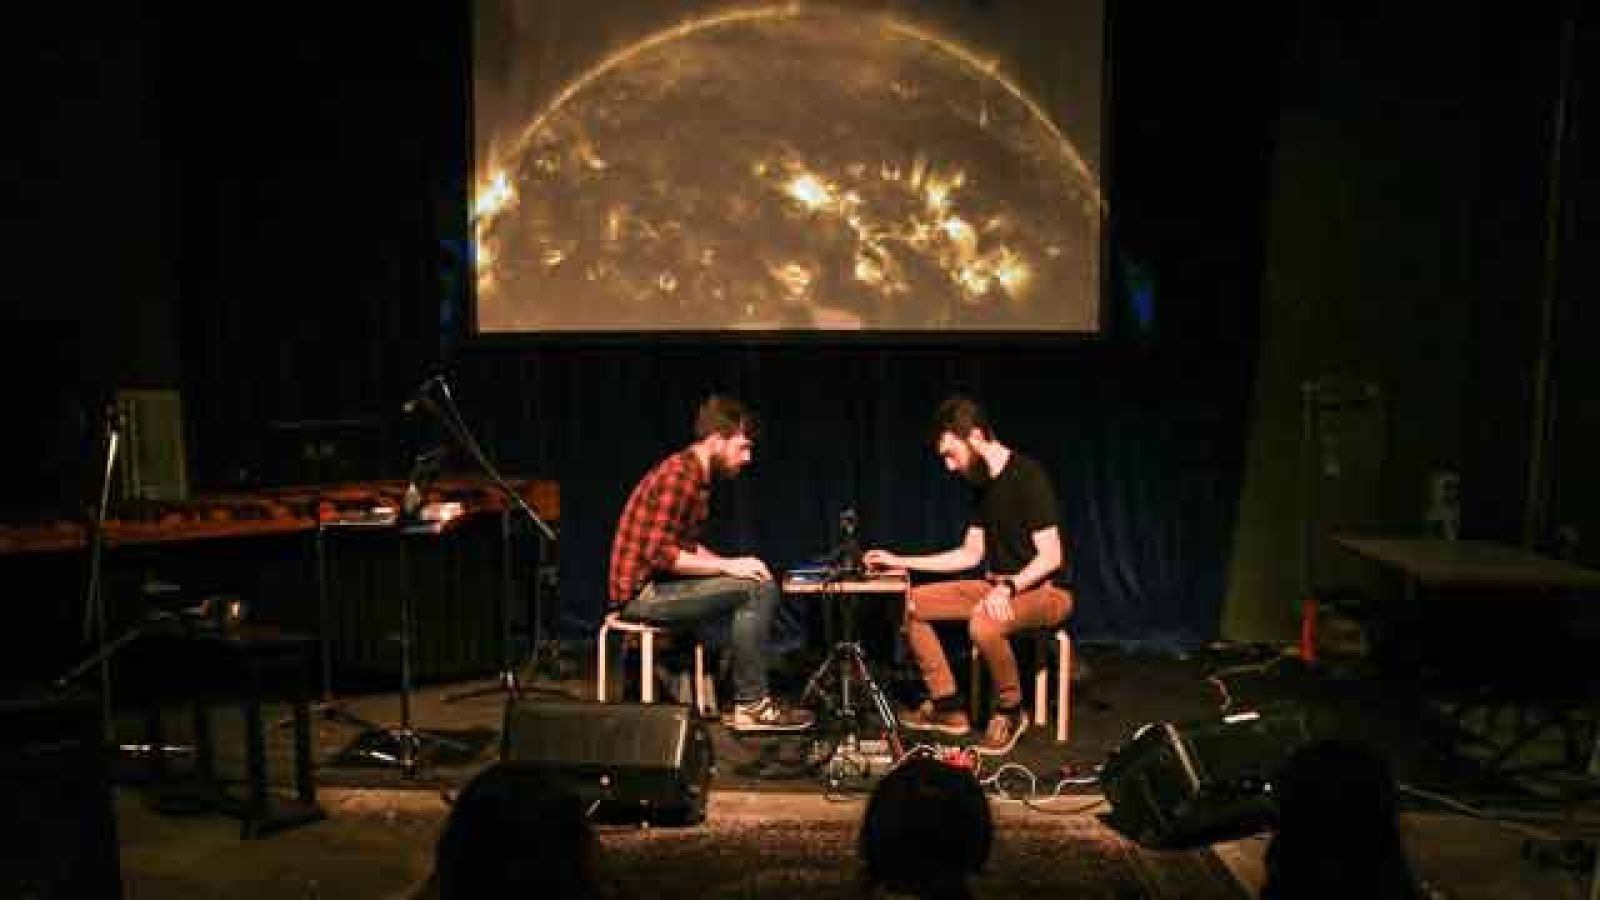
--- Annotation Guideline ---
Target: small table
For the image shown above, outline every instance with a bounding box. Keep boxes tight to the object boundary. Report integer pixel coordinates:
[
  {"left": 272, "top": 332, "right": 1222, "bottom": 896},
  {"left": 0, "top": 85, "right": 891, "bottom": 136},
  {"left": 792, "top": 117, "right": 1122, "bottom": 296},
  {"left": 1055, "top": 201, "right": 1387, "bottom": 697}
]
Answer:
[
  {"left": 1333, "top": 536, "right": 1600, "bottom": 780},
  {"left": 783, "top": 569, "right": 911, "bottom": 645},
  {"left": 781, "top": 571, "right": 912, "bottom": 593},
  {"left": 1332, "top": 536, "right": 1600, "bottom": 671},
  {"left": 783, "top": 570, "right": 911, "bottom": 773},
  {"left": 1332, "top": 537, "right": 1600, "bottom": 595}
]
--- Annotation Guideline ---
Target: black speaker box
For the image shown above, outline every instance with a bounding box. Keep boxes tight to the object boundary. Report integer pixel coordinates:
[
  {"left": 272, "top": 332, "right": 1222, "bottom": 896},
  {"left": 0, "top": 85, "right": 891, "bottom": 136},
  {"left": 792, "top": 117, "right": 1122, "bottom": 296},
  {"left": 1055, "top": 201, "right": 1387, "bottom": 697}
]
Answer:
[
  {"left": 1100, "top": 708, "right": 1311, "bottom": 848},
  {"left": 501, "top": 700, "right": 713, "bottom": 825},
  {"left": 0, "top": 687, "right": 122, "bottom": 899}
]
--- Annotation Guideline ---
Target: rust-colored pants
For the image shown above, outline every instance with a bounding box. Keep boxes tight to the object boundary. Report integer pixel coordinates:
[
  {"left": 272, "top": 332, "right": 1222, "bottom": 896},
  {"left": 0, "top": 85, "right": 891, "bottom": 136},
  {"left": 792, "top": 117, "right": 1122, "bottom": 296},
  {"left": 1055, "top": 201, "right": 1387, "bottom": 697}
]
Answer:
[{"left": 904, "top": 579, "right": 1072, "bottom": 708}]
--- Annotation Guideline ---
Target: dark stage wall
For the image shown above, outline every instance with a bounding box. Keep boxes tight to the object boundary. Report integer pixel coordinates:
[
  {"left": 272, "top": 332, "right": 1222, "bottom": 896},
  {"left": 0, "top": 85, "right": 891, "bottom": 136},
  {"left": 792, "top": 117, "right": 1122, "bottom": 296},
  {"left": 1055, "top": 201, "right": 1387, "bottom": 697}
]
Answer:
[
  {"left": 1226, "top": 0, "right": 1600, "bottom": 638},
  {"left": 6, "top": 1, "right": 1597, "bottom": 650}
]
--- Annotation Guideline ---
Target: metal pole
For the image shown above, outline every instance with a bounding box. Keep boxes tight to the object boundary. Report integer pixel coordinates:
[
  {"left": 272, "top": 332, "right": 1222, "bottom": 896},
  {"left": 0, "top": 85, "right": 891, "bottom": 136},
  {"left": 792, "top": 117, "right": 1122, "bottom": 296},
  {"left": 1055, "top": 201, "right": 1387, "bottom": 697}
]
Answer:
[
  {"left": 92, "top": 421, "right": 121, "bottom": 743},
  {"left": 1522, "top": 0, "right": 1578, "bottom": 549}
]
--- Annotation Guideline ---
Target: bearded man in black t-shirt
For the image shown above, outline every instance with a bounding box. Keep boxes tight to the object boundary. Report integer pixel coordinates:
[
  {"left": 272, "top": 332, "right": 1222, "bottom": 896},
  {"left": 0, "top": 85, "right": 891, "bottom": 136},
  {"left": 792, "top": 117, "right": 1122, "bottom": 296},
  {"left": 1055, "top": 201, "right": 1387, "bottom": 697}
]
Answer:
[{"left": 864, "top": 395, "right": 1073, "bottom": 756}]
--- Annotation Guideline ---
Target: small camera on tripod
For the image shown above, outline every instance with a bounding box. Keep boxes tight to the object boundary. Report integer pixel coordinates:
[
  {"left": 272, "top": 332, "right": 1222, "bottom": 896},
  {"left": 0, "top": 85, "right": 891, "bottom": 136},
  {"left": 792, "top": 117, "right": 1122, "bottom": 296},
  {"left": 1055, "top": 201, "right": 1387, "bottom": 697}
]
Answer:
[{"left": 836, "top": 508, "right": 863, "bottom": 577}]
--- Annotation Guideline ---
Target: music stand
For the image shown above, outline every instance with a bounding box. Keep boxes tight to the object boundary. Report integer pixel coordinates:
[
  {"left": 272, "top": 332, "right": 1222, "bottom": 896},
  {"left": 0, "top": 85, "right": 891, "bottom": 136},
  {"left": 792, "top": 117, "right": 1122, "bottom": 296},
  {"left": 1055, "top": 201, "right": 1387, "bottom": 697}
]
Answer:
[
  {"left": 401, "top": 375, "right": 569, "bottom": 704},
  {"left": 336, "top": 446, "right": 472, "bottom": 777},
  {"left": 265, "top": 519, "right": 389, "bottom": 745},
  {"left": 258, "top": 415, "right": 397, "bottom": 734}
]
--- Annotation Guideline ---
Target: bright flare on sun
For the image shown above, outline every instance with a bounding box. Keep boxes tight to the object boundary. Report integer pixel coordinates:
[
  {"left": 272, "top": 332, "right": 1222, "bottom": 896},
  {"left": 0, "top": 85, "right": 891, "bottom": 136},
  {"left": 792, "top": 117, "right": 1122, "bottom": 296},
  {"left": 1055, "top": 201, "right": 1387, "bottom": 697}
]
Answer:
[
  {"left": 474, "top": 170, "right": 515, "bottom": 223},
  {"left": 785, "top": 172, "right": 834, "bottom": 211}
]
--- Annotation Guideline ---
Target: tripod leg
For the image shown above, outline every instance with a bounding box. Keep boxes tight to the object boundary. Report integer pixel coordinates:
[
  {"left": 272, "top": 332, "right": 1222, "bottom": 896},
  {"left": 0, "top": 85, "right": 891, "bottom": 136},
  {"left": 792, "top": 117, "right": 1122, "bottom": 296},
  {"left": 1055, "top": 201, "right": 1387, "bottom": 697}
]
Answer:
[
  {"left": 415, "top": 729, "right": 472, "bottom": 754},
  {"left": 848, "top": 645, "right": 906, "bottom": 758},
  {"left": 55, "top": 626, "right": 147, "bottom": 690},
  {"left": 801, "top": 645, "right": 840, "bottom": 706},
  {"left": 501, "top": 508, "right": 517, "bottom": 690},
  {"left": 315, "top": 525, "right": 334, "bottom": 704},
  {"left": 443, "top": 520, "right": 574, "bottom": 703}
]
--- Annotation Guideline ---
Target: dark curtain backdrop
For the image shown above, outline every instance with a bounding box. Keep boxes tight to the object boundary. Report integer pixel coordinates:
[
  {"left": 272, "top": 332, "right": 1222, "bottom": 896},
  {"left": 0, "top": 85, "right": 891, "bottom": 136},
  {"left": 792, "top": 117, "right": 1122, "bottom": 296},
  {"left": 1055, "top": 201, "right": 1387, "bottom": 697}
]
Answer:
[{"left": 443, "top": 341, "right": 1250, "bottom": 648}]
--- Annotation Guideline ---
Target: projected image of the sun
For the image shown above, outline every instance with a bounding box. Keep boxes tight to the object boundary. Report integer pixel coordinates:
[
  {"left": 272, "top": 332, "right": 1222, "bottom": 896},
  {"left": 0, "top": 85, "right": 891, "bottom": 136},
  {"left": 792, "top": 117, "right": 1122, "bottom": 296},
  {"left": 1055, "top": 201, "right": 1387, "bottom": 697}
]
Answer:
[{"left": 474, "top": 8, "right": 1102, "bottom": 333}]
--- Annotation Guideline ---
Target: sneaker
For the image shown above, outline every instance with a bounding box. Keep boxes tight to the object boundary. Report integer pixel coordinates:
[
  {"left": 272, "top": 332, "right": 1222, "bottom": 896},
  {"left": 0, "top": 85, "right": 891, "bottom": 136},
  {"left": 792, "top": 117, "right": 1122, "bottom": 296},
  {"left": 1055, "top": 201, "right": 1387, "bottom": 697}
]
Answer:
[
  {"left": 729, "top": 696, "right": 815, "bottom": 732},
  {"left": 898, "top": 700, "right": 972, "bottom": 736},
  {"left": 975, "top": 707, "right": 1028, "bottom": 756}
]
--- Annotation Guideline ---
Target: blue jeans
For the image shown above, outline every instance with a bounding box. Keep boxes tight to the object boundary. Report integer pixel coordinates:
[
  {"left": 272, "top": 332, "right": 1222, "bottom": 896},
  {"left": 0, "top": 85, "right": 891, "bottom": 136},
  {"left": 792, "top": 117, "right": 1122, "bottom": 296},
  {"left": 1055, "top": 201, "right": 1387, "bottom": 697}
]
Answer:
[{"left": 623, "top": 576, "right": 779, "bottom": 704}]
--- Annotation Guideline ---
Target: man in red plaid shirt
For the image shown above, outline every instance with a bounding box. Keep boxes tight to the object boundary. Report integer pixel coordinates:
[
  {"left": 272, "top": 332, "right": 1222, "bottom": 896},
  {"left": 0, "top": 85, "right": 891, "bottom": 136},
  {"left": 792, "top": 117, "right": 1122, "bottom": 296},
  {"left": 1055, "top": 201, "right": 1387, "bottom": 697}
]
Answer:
[{"left": 608, "top": 395, "right": 813, "bottom": 732}]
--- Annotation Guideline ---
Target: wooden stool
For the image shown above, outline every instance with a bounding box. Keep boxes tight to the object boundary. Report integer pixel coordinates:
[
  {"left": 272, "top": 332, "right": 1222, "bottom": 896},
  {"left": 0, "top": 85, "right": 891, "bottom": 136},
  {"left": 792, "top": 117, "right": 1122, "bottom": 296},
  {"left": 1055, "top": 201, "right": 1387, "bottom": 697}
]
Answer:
[
  {"left": 969, "top": 628, "right": 1072, "bottom": 743},
  {"left": 597, "top": 612, "right": 715, "bottom": 717}
]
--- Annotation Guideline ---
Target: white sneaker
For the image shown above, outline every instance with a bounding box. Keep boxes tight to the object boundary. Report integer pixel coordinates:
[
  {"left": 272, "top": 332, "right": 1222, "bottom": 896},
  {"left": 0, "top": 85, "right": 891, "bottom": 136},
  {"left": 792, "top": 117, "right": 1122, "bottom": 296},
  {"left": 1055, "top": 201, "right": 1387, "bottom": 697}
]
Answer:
[{"left": 729, "top": 696, "right": 815, "bottom": 732}]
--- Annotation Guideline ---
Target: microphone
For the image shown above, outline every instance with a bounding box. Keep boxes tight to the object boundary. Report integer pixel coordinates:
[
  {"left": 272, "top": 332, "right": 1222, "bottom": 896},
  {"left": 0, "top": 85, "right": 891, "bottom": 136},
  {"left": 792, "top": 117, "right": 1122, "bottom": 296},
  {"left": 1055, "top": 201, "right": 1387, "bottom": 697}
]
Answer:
[
  {"left": 401, "top": 375, "right": 442, "bottom": 415},
  {"left": 836, "top": 508, "right": 863, "bottom": 576},
  {"left": 101, "top": 402, "right": 127, "bottom": 433}
]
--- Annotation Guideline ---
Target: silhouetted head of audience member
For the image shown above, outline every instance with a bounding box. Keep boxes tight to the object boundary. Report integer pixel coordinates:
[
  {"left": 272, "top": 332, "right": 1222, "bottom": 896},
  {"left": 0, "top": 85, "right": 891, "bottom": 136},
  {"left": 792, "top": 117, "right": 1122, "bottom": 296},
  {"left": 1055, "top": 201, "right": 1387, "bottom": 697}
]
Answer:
[
  {"left": 1261, "top": 738, "right": 1424, "bottom": 900},
  {"left": 858, "top": 754, "right": 993, "bottom": 899},
  {"left": 433, "top": 763, "right": 604, "bottom": 900}
]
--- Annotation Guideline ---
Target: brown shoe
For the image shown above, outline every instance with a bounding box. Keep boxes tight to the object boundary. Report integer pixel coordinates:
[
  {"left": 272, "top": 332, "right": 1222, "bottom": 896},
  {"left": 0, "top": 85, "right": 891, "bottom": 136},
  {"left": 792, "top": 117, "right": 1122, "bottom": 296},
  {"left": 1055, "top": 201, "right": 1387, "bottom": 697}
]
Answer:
[
  {"left": 975, "top": 708, "right": 1028, "bottom": 756},
  {"left": 898, "top": 700, "right": 972, "bottom": 736}
]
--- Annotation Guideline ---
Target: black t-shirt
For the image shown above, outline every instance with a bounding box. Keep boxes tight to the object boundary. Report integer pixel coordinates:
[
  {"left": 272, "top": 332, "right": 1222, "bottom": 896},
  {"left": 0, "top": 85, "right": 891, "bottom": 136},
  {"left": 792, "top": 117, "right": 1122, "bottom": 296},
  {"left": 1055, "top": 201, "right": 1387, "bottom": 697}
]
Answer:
[{"left": 970, "top": 450, "right": 1061, "bottom": 576}]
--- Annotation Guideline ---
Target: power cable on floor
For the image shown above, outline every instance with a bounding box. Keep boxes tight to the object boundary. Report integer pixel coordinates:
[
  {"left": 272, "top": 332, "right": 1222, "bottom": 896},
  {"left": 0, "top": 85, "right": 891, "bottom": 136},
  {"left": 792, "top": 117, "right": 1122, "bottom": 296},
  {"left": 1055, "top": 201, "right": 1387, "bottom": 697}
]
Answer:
[{"left": 1399, "top": 783, "right": 1561, "bottom": 843}]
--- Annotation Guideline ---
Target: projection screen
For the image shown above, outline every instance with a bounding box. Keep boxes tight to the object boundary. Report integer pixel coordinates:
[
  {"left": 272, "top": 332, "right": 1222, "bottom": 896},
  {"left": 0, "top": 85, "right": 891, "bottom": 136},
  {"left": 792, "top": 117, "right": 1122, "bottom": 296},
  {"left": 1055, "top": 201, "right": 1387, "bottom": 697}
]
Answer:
[{"left": 471, "top": 1, "right": 1105, "bottom": 335}]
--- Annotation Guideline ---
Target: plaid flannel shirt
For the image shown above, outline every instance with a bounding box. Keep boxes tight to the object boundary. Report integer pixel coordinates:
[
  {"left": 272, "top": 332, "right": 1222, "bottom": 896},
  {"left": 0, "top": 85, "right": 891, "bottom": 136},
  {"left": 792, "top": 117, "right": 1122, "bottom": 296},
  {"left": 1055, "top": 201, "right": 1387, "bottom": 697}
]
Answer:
[{"left": 608, "top": 449, "right": 710, "bottom": 607}]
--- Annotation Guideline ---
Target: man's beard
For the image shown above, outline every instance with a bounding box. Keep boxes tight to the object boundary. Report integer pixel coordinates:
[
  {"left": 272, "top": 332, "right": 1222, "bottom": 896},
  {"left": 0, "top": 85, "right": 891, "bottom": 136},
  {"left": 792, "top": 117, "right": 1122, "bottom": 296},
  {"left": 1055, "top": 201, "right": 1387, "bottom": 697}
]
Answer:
[{"left": 961, "top": 445, "right": 992, "bottom": 486}]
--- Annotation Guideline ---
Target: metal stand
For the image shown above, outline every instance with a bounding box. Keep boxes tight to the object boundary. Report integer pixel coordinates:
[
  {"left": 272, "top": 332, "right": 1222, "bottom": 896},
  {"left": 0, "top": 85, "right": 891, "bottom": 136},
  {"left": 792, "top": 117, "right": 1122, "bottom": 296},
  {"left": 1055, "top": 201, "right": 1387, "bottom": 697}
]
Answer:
[
  {"left": 445, "top": 505, "right": 563, "bottom": 702},
  {"left": 54, "top": 407, "right": 203, "bottom": 771},
  {"left": 289, "top": 521, "right": 389, "bottom": 734},
  {"left": 53, "top": 405, "right": 122, "bottom": 743},
  {"left": 1298, "top": 377, "right": 1386, "bottom": 660},
  {"left": 799, "top": 589, "right": 905, "bottom": 782},
  {"left": 339, "top": 532, "right": 470, "bottom": 778},
  {"left": 400, "top": 374, "right": 567, "bottom": 704},
  {"left": 446, "top": 509, "right": 519, "bottom": 700}
]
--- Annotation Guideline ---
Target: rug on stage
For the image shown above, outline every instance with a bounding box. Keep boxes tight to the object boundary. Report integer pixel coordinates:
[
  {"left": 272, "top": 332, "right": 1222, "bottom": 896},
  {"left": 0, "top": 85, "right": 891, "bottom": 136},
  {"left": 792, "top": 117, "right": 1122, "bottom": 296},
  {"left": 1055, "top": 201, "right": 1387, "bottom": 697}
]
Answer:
[
  {"left": 118, "top": 789, "right": 1252, "bottom": 900},
  {"left": 594, "top": 811, "right": 1248, "bottom": 899}
]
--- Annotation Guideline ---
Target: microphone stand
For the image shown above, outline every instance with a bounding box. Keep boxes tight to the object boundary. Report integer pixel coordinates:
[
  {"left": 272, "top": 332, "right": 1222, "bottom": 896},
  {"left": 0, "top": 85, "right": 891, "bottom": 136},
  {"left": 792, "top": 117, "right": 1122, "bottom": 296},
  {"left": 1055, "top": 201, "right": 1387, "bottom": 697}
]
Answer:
[
  {"left": 414, "top": 376, "right": 571, "bottom": 704},
  {"left": 54, "top": 406, "right": 122, "bottom": 744}
]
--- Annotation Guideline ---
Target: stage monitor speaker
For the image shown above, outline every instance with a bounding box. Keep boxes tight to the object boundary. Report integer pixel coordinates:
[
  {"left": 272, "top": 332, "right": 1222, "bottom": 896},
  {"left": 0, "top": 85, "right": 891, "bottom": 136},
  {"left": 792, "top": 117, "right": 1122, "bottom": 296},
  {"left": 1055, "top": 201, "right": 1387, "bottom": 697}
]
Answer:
[
  {"left": 501, "top": 699, "right": 713, "bottom": 825},
  {"left": 1100, "top": 707, "right": 1311, "bottom": 848}
]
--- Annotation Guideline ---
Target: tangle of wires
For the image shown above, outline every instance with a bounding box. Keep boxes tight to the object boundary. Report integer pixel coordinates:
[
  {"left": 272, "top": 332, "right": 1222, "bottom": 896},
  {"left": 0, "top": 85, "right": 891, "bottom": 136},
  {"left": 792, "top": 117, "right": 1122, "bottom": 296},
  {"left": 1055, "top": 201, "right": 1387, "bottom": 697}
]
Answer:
[{"left": 821, "top": 741, "right": 1108, "bottom": 816}]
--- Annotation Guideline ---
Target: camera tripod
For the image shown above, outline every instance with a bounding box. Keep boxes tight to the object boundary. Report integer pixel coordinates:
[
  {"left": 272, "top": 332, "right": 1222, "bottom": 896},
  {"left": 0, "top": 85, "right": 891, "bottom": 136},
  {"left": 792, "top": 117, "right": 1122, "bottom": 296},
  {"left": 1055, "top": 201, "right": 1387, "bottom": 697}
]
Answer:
[{"left": 798, "top": 583, "right": 906, "bottom": 783}]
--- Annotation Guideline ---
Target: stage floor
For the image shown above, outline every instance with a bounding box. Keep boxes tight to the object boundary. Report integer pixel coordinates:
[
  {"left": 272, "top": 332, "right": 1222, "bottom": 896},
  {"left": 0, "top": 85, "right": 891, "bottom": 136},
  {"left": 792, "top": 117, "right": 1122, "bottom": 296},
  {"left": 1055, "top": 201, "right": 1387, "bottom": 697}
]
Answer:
[{"left": 101, "top": 642, "right": 1600, "bottom": 898}]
